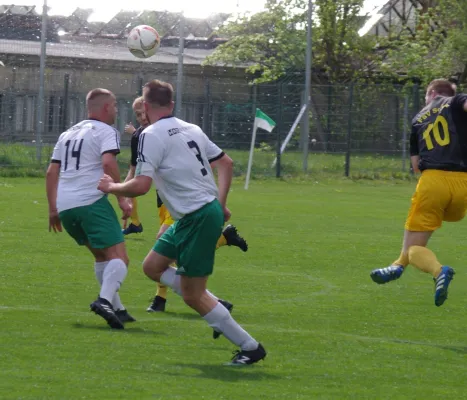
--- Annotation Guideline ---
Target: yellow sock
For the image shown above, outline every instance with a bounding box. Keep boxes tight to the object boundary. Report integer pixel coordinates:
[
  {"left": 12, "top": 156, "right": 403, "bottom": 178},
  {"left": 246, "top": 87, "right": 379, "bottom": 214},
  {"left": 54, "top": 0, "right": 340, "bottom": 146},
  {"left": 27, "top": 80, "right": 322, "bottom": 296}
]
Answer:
[
  {"left": 408, "top": 246, "right": 442, "bottom": 277},
  {"left": 392, "top": 251, "right": 409, "bottom": 268},
  {"left": 130, "top": 198, "right": 140, "bottom": 226},
  {"left": 156, "top": 283, "right": 168, "bottom": 299},
  {"left": 216, "top": 233, "right": 227, "bottom": 249}
]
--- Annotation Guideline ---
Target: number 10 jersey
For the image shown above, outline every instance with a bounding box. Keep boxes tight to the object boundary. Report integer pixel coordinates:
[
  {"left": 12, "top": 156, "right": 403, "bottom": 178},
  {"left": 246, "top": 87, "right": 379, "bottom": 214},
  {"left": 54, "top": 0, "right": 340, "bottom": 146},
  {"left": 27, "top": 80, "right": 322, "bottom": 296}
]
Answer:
[
  {"left": 51, "top": 119, "right": 120, "bottom": 212},
  {"left": 411, "top": 94, "right": 467, "bottom": 172}
]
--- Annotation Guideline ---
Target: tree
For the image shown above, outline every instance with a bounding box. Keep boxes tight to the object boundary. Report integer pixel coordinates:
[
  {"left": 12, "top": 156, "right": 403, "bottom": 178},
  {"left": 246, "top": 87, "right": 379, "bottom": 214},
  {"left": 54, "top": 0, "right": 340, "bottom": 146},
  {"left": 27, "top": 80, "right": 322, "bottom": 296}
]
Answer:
[
  {"left": 378, "top": 0, "right": 467, "bottom": 85},
  {"left": 203, "top": 0, "right": 378, "bottom": 84}
]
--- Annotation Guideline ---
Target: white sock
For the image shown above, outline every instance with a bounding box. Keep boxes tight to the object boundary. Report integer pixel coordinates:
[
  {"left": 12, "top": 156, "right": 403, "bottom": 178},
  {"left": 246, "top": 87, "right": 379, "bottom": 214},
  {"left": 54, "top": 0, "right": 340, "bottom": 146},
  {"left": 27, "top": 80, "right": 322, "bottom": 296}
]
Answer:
[
  {"left": 160, "top": 267, "right": 219, "bottom": 301},
  {"left": 95, "top": 261, "right": 125, "bottom": 310},
  {"left": 112, "top": 293, "right": 125, "bottom": 311},
  {"left": 94, "top": 261, "right": 108, "bottom": 285},
  {"left": 203, "top": 302, "right": 258, "bottom": 351},
  {"left": 160, "top": 267, "right": 182, "bottom": 296},
  {"left": 100, "top": 259, "right": 128, "bottom": 304}
]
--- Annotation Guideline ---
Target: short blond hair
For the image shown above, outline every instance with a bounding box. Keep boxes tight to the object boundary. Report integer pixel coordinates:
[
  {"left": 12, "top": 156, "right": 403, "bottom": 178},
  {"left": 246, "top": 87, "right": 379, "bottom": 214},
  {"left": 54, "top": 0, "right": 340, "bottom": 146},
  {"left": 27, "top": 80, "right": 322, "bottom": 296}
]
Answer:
[{"left": 132, "top": 96, "right": 144, "bottom": 110}]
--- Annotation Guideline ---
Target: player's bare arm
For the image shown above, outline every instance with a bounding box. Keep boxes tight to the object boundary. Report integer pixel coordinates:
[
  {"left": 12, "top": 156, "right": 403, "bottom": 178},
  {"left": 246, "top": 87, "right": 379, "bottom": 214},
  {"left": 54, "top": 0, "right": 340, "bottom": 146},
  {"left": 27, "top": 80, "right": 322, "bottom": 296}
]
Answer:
[
  {"left": 101, "top": 152, "right": 132, "bottom": 218},
  {"left": 98, "top": 174, "right": 152, "bottom": 198},
  {"left": 210, "top": 153, "right": 233, "bottom": 221},
  {"left": 410, "top": 155, "right": 420, "bottom": 173},
  {"left": 45, "top": 162, "right": 62, "bottom": 233},
  {"left": 124, "top": 166, "right": 136, "bottom": 182}
]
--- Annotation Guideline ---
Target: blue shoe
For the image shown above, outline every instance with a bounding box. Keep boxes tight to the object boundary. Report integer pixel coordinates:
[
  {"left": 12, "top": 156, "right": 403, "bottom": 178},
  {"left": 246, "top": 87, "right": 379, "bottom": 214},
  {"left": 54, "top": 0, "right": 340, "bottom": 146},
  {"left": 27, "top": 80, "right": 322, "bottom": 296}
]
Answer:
[
  {"left": 122, "top": 223, "right": 143, "bottom": 235},
  {"left": 434, "top": 266, "right": 455, "bottom": 307},
  {"left": 370, "top": 265, "right": 404, "bottom": 284}
]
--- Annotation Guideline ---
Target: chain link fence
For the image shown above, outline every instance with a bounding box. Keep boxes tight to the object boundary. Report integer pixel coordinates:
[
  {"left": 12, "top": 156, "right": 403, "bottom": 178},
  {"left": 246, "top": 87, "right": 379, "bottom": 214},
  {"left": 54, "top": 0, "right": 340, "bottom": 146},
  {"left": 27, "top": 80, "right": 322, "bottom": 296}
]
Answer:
[{"left": 0, "top": 61, "right": 423, "bottom": 179}]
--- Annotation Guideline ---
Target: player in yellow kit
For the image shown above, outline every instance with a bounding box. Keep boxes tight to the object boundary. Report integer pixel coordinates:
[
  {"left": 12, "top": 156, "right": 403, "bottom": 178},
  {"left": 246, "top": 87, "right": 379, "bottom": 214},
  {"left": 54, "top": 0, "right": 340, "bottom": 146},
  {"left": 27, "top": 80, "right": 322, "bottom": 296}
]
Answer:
[{"left": 370, "top": 79, "right": 467, "bottom": 306}]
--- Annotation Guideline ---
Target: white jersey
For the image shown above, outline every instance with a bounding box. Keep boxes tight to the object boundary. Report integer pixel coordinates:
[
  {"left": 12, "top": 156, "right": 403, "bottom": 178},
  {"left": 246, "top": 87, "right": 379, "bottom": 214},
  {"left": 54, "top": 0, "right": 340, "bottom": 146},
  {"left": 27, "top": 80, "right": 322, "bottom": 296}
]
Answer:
[
  {"left": 136, "top": 116, "right": 223, "bottom": 220},
  {"left": 51, "top": 119, "right": 120, "bottom": 212}
]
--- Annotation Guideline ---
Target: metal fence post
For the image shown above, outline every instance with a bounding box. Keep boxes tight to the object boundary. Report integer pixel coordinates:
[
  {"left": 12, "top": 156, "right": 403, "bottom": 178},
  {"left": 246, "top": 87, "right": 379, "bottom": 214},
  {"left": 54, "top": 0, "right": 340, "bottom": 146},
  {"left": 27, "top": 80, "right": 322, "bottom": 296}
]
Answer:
[
  {"left": 326, "top": 84, "right": 332, "bottom": 152},
  {"left": 276, "top": 82, "right": 283, "bottom": 178},
  {"left": 202, "top": 78, "right": 211, "bottom": 137},
  {"left": 402, "top": 95, "right": 409, "bottom": 171},
  {"left": 35, "top": 0, "right": 48, "bottom": 163},
  {"left": 60, "top": 73, "right": 69, "bottom": 133},
  {"left": 138, "top": 75, "right": 143, "bottom": 96},
  {"left": 345, "top": 83, "right": 354, "bottom": 177},
  {"left": 175, "top": 13, "right": 185, "bottom": 118}
]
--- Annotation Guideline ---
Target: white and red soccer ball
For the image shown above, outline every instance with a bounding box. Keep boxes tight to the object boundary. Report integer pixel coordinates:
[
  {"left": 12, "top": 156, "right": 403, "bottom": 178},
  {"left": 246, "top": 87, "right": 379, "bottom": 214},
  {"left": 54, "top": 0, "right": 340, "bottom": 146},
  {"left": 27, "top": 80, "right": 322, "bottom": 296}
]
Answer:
[{"left": 127, "top": 25, "right": 161, "bottom": 59}]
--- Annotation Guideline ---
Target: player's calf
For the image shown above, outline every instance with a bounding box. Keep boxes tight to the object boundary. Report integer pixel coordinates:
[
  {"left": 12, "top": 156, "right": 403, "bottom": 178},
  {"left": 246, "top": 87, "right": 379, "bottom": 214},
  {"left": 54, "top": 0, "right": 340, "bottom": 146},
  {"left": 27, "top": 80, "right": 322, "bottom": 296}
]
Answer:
[{"left": 213, "top": 299, "right": 234, "bottom": 339}]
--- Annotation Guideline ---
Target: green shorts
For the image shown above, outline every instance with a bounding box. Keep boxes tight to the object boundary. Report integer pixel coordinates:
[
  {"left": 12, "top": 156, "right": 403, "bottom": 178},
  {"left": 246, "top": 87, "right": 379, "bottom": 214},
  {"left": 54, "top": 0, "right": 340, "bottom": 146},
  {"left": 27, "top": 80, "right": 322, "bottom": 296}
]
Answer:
[
  {"left": 59, "top": 196, "right": 124, "bottom": 249},
  {"left": 153, "top": 199, "right": 224, "bottom": 277}
]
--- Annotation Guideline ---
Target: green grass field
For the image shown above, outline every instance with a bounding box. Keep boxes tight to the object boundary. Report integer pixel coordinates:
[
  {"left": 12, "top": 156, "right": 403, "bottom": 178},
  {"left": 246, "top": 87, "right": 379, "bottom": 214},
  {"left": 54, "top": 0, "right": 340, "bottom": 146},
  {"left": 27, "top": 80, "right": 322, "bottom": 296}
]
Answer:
[{"left": 2, "top": 177, "right": 467, "bottom": 399}]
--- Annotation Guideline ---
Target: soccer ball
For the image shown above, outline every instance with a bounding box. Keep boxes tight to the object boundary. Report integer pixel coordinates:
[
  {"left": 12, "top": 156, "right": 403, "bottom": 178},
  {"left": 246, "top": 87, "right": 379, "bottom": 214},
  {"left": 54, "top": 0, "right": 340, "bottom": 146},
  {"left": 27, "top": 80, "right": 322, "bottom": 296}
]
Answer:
[{"left": 127, "top": 25, "right": 161, "bottom": 59}]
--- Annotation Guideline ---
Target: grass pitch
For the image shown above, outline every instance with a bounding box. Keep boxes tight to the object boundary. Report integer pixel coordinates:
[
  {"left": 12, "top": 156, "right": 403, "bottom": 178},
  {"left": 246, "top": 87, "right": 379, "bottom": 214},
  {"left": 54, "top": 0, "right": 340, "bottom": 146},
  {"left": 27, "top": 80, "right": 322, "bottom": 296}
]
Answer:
[{"left": 1, "top": 178, "right": 467, "bottom": 399}]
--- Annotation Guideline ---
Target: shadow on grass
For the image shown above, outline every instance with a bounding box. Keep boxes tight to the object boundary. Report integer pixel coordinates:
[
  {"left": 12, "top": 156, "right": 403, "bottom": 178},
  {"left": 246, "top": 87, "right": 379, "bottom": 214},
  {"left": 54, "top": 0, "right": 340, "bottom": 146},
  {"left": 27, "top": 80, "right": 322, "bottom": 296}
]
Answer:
[
  {"left": 72, "top": 322, "right": 163, "bottom": 335},
  {"left": 123, "top": 237, "right": 146, "bottom": 242},
  {"left": 389, "top": 338, "right": 467, "bottom": 354},
  {"left": 163, "top": 362, "right": 279, "bottom": 382},
  {"left": 152, "top": 311, "right": 200, "bottom": 321}
]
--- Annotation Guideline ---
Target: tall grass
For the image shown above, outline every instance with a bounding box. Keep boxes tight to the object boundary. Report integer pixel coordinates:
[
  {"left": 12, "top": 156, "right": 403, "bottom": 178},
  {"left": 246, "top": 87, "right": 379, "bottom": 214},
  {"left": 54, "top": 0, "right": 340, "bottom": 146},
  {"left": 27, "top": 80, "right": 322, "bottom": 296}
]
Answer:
[{"left": 0, "top": 142, "right": 415, "bottom": 181}]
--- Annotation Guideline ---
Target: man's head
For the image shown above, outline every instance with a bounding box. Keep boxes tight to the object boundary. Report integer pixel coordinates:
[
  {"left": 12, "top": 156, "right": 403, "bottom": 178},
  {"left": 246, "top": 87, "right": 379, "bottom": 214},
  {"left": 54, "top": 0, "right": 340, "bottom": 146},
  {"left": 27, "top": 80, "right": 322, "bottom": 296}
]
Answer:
[
  {"left": 86, "top": 88, "right": 117, "bottom": 125},
  {"left": 142, "top": 80, "right": 175, "bottom": 123},
  {"left": 132, "top": 96, "right": 149, "bottom": 127},
  {"left": 425, "top": 79, "right": 456, "bottom": 105}
]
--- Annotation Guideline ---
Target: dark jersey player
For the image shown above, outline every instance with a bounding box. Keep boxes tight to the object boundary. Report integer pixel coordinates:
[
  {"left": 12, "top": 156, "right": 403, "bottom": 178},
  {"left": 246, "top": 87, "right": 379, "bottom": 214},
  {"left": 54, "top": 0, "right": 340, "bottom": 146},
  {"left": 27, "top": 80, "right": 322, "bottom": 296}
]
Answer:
[
  {"left": 122, "top": 97, "right": 148, "bottom": 235},
  {"left": 370, "top": 79, "right": 467, "bottom": 307}
]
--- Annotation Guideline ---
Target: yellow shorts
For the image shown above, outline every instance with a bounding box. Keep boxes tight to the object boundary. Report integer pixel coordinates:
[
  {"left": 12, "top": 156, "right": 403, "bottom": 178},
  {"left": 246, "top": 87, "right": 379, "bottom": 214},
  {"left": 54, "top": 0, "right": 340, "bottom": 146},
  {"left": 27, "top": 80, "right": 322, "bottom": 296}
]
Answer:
[
  {"left": 158, "top": 204, "right": 174, "bottom": 227},
  {"left": 405, "top": 169, "right": 467, "bottom": 231}
]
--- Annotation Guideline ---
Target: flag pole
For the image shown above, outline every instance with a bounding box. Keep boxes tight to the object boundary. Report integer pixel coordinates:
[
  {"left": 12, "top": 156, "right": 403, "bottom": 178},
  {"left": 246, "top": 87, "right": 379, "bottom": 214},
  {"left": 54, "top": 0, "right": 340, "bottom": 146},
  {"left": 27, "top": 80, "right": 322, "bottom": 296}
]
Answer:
[{"left": 244, "top": 112, "right": 258, "bottom": 190}]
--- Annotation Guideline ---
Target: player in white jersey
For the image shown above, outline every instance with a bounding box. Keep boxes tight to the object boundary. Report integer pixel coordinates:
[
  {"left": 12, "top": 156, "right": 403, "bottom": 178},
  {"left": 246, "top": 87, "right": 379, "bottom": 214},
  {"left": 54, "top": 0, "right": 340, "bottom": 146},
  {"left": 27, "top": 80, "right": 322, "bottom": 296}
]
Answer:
[
  {"left": 46, "top": 88, "right": 135, "bottom": 330},
  {"left": 98, "top": 80, "right": 266, "bottom": 365}
]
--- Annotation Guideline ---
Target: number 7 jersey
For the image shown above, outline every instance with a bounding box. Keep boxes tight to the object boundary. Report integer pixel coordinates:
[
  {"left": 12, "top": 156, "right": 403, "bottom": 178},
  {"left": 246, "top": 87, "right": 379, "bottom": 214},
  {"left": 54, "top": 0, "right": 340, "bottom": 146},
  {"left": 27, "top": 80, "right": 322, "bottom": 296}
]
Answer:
[
  {"left": 136, "top": 116, "right": 224, "bottom": 220},
  {"left": 411, "top": 94, "right": 467, "bottom": 172},
  {"left": 51, "top": 119, "right": 120, "bottom": 212}
]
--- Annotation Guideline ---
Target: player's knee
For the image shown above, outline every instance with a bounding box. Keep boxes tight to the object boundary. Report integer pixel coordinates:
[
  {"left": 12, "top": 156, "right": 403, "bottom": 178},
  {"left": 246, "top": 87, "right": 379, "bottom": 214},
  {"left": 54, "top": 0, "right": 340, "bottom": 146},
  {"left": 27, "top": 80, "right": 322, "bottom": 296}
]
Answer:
[
  {"left": 122, "top": 254, "right": 130, "bottom": 266},
  {"left": 142, "top": 260, "right": 161, "bottom": 281}
]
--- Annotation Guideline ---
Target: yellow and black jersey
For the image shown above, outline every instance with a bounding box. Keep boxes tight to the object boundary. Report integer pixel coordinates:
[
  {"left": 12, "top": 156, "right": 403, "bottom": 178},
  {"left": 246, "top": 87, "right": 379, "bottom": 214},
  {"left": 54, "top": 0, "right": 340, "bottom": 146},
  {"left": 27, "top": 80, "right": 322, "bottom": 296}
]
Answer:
[{"left": 411, "top": 94, "right": 467, "bottom": 172}]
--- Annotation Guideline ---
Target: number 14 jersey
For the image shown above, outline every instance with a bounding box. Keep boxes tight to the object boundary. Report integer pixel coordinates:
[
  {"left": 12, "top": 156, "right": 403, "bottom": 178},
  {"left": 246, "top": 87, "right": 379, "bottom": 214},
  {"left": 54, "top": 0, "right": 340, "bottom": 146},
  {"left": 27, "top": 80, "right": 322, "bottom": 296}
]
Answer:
[
  {"left": 136, "top": 116, "right": 224, "bottom": 221},
  {"left": 51, "top": 119, "right": 120, "bottom": 212},
  {"left": 411, "top": 94, "right": 467, "bottom": 172}
]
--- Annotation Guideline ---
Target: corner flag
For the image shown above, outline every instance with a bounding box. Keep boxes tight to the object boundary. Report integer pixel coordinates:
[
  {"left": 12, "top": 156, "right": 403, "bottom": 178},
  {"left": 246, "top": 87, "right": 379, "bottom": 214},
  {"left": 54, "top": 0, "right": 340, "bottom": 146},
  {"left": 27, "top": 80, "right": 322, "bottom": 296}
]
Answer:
[
  {"left": 245, "top": 109, "right": 276, "bottom": 190},
  {"left": 254, "top": 109, "right": 276, "bottom": 133}
]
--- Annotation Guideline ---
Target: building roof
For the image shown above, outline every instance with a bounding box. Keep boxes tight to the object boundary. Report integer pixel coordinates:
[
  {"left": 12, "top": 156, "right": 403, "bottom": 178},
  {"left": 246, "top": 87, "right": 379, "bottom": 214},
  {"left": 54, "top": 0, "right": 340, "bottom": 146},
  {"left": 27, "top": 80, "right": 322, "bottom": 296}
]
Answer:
[
  {"left": 0, "top": 37, "right": 216, "bottom": 65},
  {"left": 0, "top": 5, "right": 230, "bottom": 44},
  {"left": 361, "top": 0, "right": 436, "bottom": 37},
  {"left": 0, "top": 4, "right": 234, "bottom": 66}
]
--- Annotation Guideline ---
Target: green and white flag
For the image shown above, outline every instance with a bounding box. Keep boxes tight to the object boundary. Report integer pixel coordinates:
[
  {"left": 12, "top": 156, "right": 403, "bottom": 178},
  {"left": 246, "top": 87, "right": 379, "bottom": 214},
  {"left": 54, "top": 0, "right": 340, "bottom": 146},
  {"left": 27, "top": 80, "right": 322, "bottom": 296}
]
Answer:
[
  {"left": 245, "top": 109, "right": 277, "bottom": 190},
  {"left": 255, "top": 109, "right": 276, "bottom": 132}
]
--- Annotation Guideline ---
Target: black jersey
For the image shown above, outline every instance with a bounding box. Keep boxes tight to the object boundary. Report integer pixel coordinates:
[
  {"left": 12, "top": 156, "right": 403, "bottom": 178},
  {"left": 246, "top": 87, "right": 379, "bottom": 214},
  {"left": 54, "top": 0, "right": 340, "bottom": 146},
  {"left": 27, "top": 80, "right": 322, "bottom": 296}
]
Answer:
[
  {"left": 411, "top": 94, "right": 467, "bottom": 172},
  {"left": 130, "top": 126, "right": 144, "bottom": 167}
]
